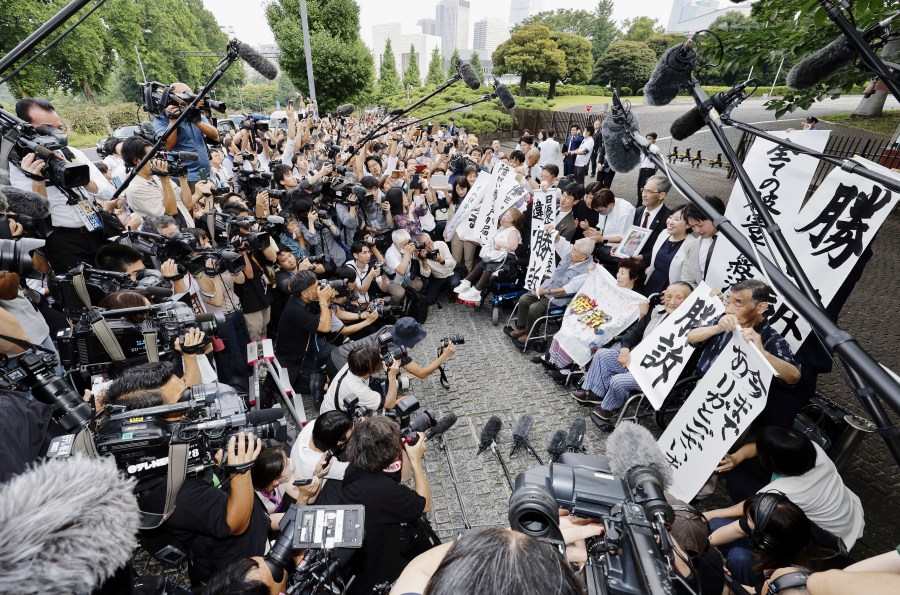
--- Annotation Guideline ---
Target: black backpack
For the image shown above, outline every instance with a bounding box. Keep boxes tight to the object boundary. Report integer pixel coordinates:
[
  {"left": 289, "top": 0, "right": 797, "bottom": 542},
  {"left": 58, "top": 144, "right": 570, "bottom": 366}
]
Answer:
[{"left": 401, "top": 288, "right": 429, "bottom": 324}]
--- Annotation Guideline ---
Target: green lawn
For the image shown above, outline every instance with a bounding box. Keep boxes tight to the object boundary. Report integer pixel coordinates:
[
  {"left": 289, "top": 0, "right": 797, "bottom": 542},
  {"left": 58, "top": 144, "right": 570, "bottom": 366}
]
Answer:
[
  {"left": 824, "top": 110, "right": 900, "bottom": 137},
  {"left": 68, "top": 131, "right": 106, "bottom": 150},
  {"left": 548, "top": 95, "right": 642, "bottom": 111}
]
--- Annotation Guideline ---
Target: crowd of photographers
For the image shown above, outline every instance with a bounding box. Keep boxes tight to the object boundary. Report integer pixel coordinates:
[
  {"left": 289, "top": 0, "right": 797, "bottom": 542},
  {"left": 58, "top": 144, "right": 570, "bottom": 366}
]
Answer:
[{"left": 1, "top": 85, "right": 898, "bottom": 595}]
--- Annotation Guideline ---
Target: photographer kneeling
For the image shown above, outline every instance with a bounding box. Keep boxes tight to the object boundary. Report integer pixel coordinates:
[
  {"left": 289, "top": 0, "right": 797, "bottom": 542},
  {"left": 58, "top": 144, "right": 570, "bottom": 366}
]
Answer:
[
  {"left": 320, "top": 344, "right": 402, "bottom": 414},
  {"left": 415, "top": 233, "right": 459, "bottom": 306}
]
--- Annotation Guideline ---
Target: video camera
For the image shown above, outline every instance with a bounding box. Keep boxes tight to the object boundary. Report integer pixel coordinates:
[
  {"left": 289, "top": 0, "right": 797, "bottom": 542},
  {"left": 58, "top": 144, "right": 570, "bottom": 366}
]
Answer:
[
  {"left": 240, "top": 113, "right": 270, "bottom": 133},
  {"left": 140, "top": 82, "right": 226, "bottom": 121},
  {"left": 509, "top": 453, "right": 685, "bottom": 595},
  {"left": 151, "top": 150, "right": 199, "bottom": 178},
  {"left": 1, "top": 106, "right": 90, "bottom": 189},
  {"left": 230, "top": 215, "right": 282, "bottom": 252},
  {"left": 0, "top": 237, "right": 45, "bottom": 275},
  {"left": 49, "top": 264, "right": 171, "bottom": 318}
]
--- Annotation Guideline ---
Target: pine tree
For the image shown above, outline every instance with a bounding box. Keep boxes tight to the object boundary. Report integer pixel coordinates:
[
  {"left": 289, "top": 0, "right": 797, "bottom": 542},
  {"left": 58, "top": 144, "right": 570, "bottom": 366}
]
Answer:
[
  {"left": 449, "top": 48, "right": 461, "bottom": 76},
  {"left": 403, "top": 44, "right": 422, "bottom": 88},
  {"left": 425, "top": 47, "right": 445, "bottom": 85},
  {"left": 468, "top": 51, "right": 484, "bottom": 86},
  {"left": 378, "top": 38, "right": 402, "bottom": 96}
]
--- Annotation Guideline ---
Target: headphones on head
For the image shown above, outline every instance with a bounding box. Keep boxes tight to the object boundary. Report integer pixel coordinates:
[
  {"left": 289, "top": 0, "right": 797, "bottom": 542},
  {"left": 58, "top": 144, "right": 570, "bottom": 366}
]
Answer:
[
  {"left": 751, "top": 491, "right": 787, "bottom": 553},
  {"left": 767, "top": 569, "right": 810, "bottom": 594}
]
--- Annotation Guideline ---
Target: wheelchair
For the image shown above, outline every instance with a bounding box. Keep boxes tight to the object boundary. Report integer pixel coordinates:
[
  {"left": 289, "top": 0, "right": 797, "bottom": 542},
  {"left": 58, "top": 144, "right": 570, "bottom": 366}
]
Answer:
[
  {"left": 481, "top": 244, "right": 531, "bottom": 326},
  {"left": 505, "top": 291, "right": 576, "bottom": 353}
]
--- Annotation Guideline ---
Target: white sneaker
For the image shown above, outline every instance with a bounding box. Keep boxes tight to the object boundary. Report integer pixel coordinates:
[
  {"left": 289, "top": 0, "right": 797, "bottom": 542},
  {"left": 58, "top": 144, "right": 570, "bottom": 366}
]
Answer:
[
  {"left": 459, "top": 288, "right": 482, "bottom": 303},
  {"left": 453, "top": 280, "right": 472, "bottom": 294}
]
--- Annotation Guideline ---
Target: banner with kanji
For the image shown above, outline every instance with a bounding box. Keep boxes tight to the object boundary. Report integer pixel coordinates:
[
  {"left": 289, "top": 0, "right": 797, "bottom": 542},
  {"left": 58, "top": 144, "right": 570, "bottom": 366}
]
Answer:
[
  {"left": 444, "top": 170, "right": 492, "bottom": 242},
  {"left": 660, "top": 330, "right": 776, "bottom": 502},
  {"left": 706, "top": 130, "right": 830, "bottom": 351},
  {"left": 554, "top": 267, "right": 646, "bottom": 366},
  {"left": 472, "top": 163, "right": 528, "bottom": 245},
  {"left": 628, "top": 282, "right": 725, "bottom": 409},
  {"left": 530, "top": 189, "right": 560, "bottom": 247},
  {"left": 524, "top": 228, "right": 558, "bottom": 294}
]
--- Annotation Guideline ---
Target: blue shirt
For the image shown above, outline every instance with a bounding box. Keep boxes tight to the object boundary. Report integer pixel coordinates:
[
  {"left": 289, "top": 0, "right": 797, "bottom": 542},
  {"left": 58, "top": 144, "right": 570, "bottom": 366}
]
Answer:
[
  {"left": 153, "top": 114, "right": 212, "bottom": 181},
  {"left": 695, "top": 314, "right": 798, "bottom": 377}
]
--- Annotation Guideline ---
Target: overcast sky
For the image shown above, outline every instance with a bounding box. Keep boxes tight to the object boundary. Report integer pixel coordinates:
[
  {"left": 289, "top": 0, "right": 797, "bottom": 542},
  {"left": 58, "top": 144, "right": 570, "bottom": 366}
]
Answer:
[{"left": 202, "top": 0, "right": 678, "bottom": 49}]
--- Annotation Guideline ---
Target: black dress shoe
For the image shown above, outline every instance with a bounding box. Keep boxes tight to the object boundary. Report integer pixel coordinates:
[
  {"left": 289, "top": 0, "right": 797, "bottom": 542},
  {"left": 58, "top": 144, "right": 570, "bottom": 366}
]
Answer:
[
  {"left": 589, "top": 410, "right": 617, "bottom": 432},
  {"left": 547, "top": 368, "right": 569, "bottom": 384},
  {"left": 571, "top": 389, "right": 602, "bottom": 405},
  {"left": 530, "top": 354, "right": 547, "bottom": 365}
]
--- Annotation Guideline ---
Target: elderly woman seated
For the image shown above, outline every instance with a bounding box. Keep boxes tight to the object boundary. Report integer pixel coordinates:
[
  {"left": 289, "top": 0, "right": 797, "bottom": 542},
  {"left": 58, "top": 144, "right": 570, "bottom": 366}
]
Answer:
[
  {"left": 567, "top": 281, "right": 694, "bottom": 429},
  {"left": 504, "top": 232, "right": 595, "bottom": 347}
]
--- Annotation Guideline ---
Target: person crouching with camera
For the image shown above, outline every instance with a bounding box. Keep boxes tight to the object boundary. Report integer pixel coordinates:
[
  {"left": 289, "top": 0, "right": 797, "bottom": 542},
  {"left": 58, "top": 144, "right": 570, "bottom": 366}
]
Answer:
[
  {"left": 341, "top": 415, "right": 436, "bottom": 595},
  {"left": 414, "top": 233, "right": 459, "bottom": 305},
  {"left": 320, "top": 344, "right": 402, "bottom": 415}
]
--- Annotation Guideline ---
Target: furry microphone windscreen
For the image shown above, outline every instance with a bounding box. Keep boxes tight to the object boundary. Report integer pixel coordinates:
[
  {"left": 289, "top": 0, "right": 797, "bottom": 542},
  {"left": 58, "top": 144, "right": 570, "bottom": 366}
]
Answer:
[
  {"left": 601, "top": 109, "right": 642, "bottom": 173},
  {"left": 565, "top": 417, "right": 586, "bottom": 451},
  {"left": 606, "top": 422, "right": 673, "bottom": 488},
  {"left": 512, "top": 413, "right": 534, "bottom": 441},
  {"left": 457, "top": 62, "right": 483, "bottom": 91},
  {"left": 670, "top": 106, "right": 708, "bottom": 141},
  {"left": 547, "top": 429, "right": 568, "bottom": 460},
  {"left": 477, "top": 415, "right": 503, "bottom": 454},
  {"left": 494, "top": 84, "right": 516, "bottom": 109},
  {"left": 0, "top": 185, "right": 51, "bottom": 219},
  {"left": 235, "top": 41, "right": 278, "bottom": 81},
  {"left": 426, "top": 412, "right": 459, "bottom": 441},
  {"left": 786, "top": 35, "right": 856, "bottom": 90},
  {"left": 0, "top": 456, "right": 140, "bottom": 594},
  {"left": 644, "top": 44, "right": 698, "bottom": 107}
]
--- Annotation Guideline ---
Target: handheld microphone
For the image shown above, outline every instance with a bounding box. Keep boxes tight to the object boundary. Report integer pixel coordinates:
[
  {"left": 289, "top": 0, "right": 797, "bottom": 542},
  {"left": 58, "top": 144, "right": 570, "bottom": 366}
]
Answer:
[
  {"left": 509, "top": 413, "right": 534, "bottom": 457},
  {"left": 492, "top": 79, "right": 517, "bottom": 109},
  {"left": 0, "top": 185, "right": 50, "bottom": 219},
  {"left": 234, "top": 40, "right": 278, "bottom": 80},
  {"left": 601, "top": 94, "right": 642, "bottom": 173},
  {"left": 787, "top": 14, "right": 899, "bottom": 90},
  {"left": 477, "top": 415, "right": 502, "bottom": 455},
  {"left": 457, "top": 62, "right": 483, "bottom": 91},
  {"left": 546, "top": 428, "right": 568, "bottom": 462},
  {"left": 644, "top": 37, "right": 698, "bottom": 106},
  {"left": 564, "top": 416, "right": 586, "bottom": 453},
  {"left": 333, "top": 104, "right": 356, "bottom": 117},
  {"left": 426, "top": 412, "right": 459, "bottom": 442},
  {"left": 0, "top": 456, "right": 139, "bottom": 594},
  {"left": 669, "top": 78, "right": 758, "bottom": 141}
]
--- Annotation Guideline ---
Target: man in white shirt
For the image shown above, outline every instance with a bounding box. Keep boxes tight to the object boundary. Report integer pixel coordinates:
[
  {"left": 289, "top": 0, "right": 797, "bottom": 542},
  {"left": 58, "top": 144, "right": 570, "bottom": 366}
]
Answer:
[
  {"left": 585, "top": 189, "right": 636, "bottom": 269},
  {"left": 573, "top": 125, "right": 595, "bottom": 186},
  {"left": 320, "top": 345, "right": 402, "bottom": 414},
  {"left": 415, "top": 233, "right": 458, "bottom": 305},
  {"left": 384, "top": 228, "right": 424, "bottom": 295},
  {"left": 290, "top": 411, "right": 352, "bottom": 482},
  {"left": 637, "top": 132, "right": 659, "bottom": 197},
  {"left": 537, "top": 130, "right": 561, "bottom": 167}
]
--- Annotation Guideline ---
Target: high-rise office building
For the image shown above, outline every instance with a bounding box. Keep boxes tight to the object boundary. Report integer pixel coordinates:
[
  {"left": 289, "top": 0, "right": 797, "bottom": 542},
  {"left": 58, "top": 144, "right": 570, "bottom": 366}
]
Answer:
[
  {"left": 473, "top": 18, "right": 509, "bottom": 59},
  {"left": 371, "top": 22, "right": 402, "bottom": 71},
  {"left": 509, "top": 0, "right": 545, "bottom": 27},
  {"left": 417, "top": 18, "right": 438, "bottom": 36},
  {"left": 666, "top": 0, "right": 753, "bottom": 33},
  {"left": 371, "top": 22, "right": 441, "bottom": 84},
  {"left": 436, "top": 0, "right": 471, "bottom": 58}
]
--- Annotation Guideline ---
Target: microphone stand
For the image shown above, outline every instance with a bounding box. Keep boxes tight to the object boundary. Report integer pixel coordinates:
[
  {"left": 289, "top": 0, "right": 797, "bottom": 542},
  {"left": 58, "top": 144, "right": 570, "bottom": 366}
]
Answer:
[
  {"left": 342, "top": 69, "right": 475, "bottom": 165},
  {"left": 434, "top": 433, "right": 472, "bottom": 529},
  {"left": 112, "top": 40, "right": 243, "bottom": 200},
  {"left": 490, "top": 441, "right": 515, "bottom": 491},
  {"left": 719, "top": 116, "right": 900, "bottom": 193},
  {"left": 511, "top": 436, "right": 545, "bottom": 465},
  {"left": 629, "top": 130, "right": 900, "bottom": 468},
  {"left": 818, "top": 0, "right": 900, "bottom": 103}
]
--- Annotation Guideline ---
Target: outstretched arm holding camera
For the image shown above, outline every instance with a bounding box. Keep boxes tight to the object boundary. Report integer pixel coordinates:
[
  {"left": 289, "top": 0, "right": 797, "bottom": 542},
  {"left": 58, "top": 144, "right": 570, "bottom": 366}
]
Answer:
[
  {"left": 404, "top": 434, "right": 432, "bottom": 513},
  {"left": 403, "top": 341, "right": 456, "bottom": 380}
]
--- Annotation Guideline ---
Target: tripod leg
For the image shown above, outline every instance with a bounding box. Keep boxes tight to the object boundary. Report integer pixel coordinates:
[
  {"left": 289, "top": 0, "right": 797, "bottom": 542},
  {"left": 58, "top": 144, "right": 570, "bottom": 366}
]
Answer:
[{"left": 262, "top": 359, "right": 306, "bottom": 428}]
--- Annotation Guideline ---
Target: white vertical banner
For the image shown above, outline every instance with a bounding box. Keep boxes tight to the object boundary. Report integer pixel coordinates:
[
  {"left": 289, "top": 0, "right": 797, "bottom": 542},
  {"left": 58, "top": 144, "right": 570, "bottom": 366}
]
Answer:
[
  {"left": 444, "top": 170, "right": 492, "bottom": 242},
  {"left": 523, "top": 228, "right": 558, "bottom": 294},
  {"left": 471, "top": 163, "right": 523, "bottom": 245},
  {"left": 628, "top": 282, "right": 725, "bottom": 409},
  {"left": 554, "top": 267, "right": 646, "bottom": 366},
  {"left": 530, "top": 189, "right": 560, "bottom": 247},
  {"left": 660, "top": 330, "right": 776, "bottom": 502},
  {"left": 706, "top": 130, "right": 830, "bottom": 351}
]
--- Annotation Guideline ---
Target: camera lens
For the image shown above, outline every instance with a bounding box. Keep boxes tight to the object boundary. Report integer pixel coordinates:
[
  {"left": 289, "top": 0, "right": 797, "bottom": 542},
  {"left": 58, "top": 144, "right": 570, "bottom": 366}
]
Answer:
[{"left": 0, "top": 238, "right": 45, "bottom": 275}]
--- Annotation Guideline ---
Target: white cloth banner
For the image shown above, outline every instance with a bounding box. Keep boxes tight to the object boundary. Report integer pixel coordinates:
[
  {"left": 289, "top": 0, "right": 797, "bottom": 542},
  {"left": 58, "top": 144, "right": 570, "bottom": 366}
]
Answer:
[
  {"left": 706, "top": 130, "right": 830, "bottom": 351},
  {"left": 530, "top": 189, "right": 560, "bottom": 246},
  {"left": 524, "top": 228, "right": 558, "bottom": 294},
  {"left": 660, "top": 330, "right": 775, "bottom": 502},
  {"left": 555, "top": 267, "right": 646, "bottom": 366},
  {"left": 628, "top": 282, "right": 725, "bottom": 409},
  {"left": 444, "top": 170, "right": 492, "bottom": 242},
  {"left": 472, "top": 163, "right": 527, "bottom": 245}
]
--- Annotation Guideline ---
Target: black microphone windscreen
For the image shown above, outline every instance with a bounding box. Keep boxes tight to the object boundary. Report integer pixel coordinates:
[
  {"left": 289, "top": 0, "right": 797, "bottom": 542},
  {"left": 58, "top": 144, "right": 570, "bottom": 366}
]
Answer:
[
  {"left": 670, "top": 106, "right": 708, "bottom": 141},
  {"left": 606, "top": 422, "right": 673, "bottom": 488},
  {"left": 334, "top": 104, "right": 355, "bottom": 117},
  {"left": 389, "top": 108, "right": 405, "bottom": 116},
  {"left": 235, "top": 41, "right": 278, "bottom": 80},
  {"left": 139, "top": 286, "right": 174, "bottom": 298},
  {"left": 0, "top": 456, "right": 139, "bottom": 594},
  {"left": 175, "top": 151, "right": 200, "bottom": 162},
  {"left": 565, "top": 417, "right": 586, "bottom": 451},
  {"left": 786, "top": 35, "right": 855, "bottom": 90},
  {"left": 426, "top": 412, "right": 458, "bottom": 441},
  {"left": 495, "top": 84, "right": 516, "bottom": 109},
  {"left": 457, "top": 62, "right": 483, "bottom": 90},
  {"left": 601, "top": 110, "right": 642, "bottom": 173},
  {"left": 477, "top": 415, "right": 502, "bottom": 453},
  {"left": 645, "top": 44, "right": 698, "bottom": 107},
  {"left": 547, "top": 429, "right": 568, "bottom": 459},
  {"left": 194, "top": 312, "right": 217, "bottom": 323},
  {"left": 0, "top": 185, "right": 50, "bottom": 219},
  {"left": 246, "top": 408, "right": 285, "bottom": 426},
  {"left": 512, "top": 413, "right": 534, "bottom": 440}
]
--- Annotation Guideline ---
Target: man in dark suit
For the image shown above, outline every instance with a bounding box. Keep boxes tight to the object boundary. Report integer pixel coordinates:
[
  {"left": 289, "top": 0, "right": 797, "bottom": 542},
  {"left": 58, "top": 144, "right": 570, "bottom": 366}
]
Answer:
[
  {"left": 555, "top": 183, "right": 581, "bottom": 242},
  {"left": 561, "top": 124, "right": 583, "bottom": 177},
  {"left": 632, "top": 174, "right": 673, "bottom": 262}
]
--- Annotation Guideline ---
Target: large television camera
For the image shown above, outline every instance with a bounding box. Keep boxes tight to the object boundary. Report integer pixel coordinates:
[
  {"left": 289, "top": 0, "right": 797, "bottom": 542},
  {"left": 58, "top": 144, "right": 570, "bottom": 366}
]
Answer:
[
  {"left": 56, "top": 300, "right": 223, "bottom": 377},
  {"left": 509, "top": 453, "right": 691, "bottom": 595},
  {"left": 140, "top": 82, "right": 226, "bottom": 121},
  {"left": 1, "top": 106, "right": 90, "bottom": 189},
  {"left": 48, "top": 264, "right": 171, "bottom": 318}
]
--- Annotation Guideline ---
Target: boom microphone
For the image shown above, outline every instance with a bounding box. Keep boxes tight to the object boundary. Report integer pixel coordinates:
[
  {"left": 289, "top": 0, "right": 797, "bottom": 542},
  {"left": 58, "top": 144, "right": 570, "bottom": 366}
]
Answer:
[
  {"left": 457, "top": 62, "right": 483, "bottom": 91},
  {"left": 158, "top": 150, "right": 199, "bottom": 162},
  {"left": 333, "top": 104, "right": 356, "bottom": 117},
  {"left": 191, "top": 407, "right": 284, "bottom": 432},
  {"left": 477, "top": 415, "right": 502, "bottom": 455},
  {"left": 0, "top": 185, "right": 50, "bottom": 219},
  {"left": 234, "top": 40, "right": 279, "bottom": 81},
  {"left": 0, "top": 456, "right": 139, "bottom": 594},
  {"left": 426, "top": 412, "right": 458, "bottom": 442},
  {"left": 601, "top": 95, "right": 642, "bottom": 173},
  {"left": 547, "top": 429, "right": 568, "bottom": 462},
  {"left": 492, "top": 79, "right": 517, "bottom": 109},
  {"left": 644, "top": 38, "right": 698, "bottom": 106},
  {"left": 565, "top": 417, "right": 586, "bottom": 453},
  {"left": 670, "top": 106, "right": 708, "bottom": 141},
  {"left": 606, "top": 421, "right": 672, "bottom": 488},
  {"left": 669, "top": 79, "right": 758, "bottom": 140}
]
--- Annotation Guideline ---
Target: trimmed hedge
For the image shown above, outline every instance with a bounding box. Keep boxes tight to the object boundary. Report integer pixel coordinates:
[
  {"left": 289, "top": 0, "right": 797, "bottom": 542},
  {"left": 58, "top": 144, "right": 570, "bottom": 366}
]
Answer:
[
  {"left": 57, "top": 102, "right": 142, "bottom": 135},
  {"left": 519, "top": 83, "right": 612, "bottom": 97}
]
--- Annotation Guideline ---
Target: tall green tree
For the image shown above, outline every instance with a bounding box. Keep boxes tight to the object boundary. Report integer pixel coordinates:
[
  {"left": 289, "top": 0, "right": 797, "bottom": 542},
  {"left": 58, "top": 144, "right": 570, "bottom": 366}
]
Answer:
[
  {"left": 448, "top": 49, "right": 461, "bottom": 77},
  {"left": 468, "top": 51, "right": 484, "bottom": 86},
  {"left": 644, "top": 33, "right": 687, "bottom": 59},
  {"left": 547, "top": 31, "right": 593, "bottom": 98},
  {"left": 493, "top": 25, "right": 566, "bottom": 96},
  {"left": 621, "top": 16, "right": 665, "bottom": 43},
  {"left": 378, "top": 38, "right": 402, "bottom": 96},
  {"left": 425, "top": 47, "right": 445, "bottom": 85},
  {"left": 514, "top": 9, "right": 597, "bottom": 38},
  {"left": 403, "top": 45, "right": 421, "bottom": 89},
  {"left": 591, "top": 0, "right": 620, "bottom": 63},
  {"left": 593, "top": 40, "right": 656, "bottom": 91},
  {"left": 266, "top": 0, "right": 373, "bottom": 112}
]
